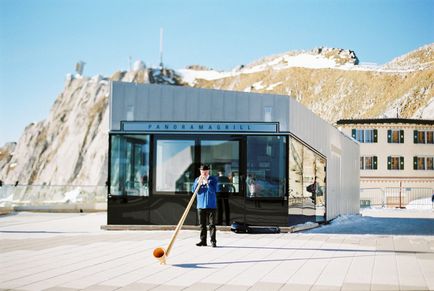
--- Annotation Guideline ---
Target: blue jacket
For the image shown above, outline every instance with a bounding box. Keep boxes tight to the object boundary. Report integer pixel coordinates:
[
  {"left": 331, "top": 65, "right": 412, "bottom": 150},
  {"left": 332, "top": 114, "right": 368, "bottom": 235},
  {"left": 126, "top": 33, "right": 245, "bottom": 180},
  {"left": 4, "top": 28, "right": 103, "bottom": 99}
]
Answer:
[{"left": 192, "top": 176, "right": 217, "bottom": 209}]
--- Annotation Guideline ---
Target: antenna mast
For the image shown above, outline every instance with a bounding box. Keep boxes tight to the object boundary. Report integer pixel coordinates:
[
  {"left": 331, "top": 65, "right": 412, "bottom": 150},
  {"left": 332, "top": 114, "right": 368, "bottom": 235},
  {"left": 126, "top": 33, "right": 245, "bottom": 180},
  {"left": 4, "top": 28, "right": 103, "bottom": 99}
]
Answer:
[{"left": 159, "top": 28, "right": 164, "bottom": 68}]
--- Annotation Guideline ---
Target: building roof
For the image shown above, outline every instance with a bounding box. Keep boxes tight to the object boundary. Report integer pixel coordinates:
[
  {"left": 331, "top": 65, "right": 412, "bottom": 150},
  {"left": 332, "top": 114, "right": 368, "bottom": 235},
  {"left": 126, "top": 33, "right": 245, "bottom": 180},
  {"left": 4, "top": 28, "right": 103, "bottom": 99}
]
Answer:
[{"left": 336, "top": 118, "right": 434, "bottom": 126}]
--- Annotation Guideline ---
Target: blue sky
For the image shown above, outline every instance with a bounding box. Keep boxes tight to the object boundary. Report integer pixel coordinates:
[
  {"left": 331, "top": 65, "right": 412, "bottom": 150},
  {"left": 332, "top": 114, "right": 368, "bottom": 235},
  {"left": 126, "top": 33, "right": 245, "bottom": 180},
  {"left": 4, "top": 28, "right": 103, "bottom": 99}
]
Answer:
[{"left": 0, "top": 0, "right": 433, "bottom": 145}]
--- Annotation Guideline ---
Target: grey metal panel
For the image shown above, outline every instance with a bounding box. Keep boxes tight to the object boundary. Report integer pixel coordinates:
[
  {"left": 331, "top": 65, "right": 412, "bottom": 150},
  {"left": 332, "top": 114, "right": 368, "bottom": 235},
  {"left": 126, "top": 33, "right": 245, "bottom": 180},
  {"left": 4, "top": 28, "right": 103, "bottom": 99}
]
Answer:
[
  {"left": 275, "top": 95, "right": 289, "bottom": 132},
  {"left": 248, "top": 92, "right": 262, "bottom": 123},
  {"left": 223, "top": 91, "right": 237, "bottom": 121},
  {"left": 173, "top": 85, "right": 187, "bottom": 121},
  {"left": 135, "top": 83, "right": 149, "bottom": 122},
  {"left": 211, "top": 89, "right": 224, "bottom": 121},
  {"left": 161, "top": 85, "right": 175, "bottom": 120},
  {"left": 148, "top": 84, "right": 162, "bottom": 120},
  {"left": 236, "top": 92, "right": 250, "bottom": 121}
]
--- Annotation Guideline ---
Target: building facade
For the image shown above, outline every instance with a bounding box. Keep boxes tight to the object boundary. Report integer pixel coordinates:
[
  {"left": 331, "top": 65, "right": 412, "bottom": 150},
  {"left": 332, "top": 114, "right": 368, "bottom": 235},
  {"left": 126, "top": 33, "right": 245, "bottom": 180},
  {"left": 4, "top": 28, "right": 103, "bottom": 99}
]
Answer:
[
  {"left": 108, "top": 82, "right": 360, "bottom": 226},
  {"left": 337, "top": 118, "right": 434, "bottom": 207}
]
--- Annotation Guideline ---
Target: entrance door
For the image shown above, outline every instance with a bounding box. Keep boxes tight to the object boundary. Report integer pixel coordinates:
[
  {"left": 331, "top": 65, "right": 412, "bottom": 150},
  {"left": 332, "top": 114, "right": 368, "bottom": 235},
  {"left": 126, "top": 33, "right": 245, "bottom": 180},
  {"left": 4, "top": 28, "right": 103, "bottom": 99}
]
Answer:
[
  {"left": 200, "top": 138, "right": 243, "bottom": 225},
  {"left": 244, "top": 136, "right": 288, "bottom": 226}
]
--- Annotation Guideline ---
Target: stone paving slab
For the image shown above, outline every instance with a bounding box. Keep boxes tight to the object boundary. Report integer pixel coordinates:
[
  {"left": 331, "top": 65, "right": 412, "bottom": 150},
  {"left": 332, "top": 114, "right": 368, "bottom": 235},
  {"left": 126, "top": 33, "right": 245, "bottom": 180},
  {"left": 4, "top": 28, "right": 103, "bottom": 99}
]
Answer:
[{"left": 0, "top": 212, "right": 434, "bottom": 290}]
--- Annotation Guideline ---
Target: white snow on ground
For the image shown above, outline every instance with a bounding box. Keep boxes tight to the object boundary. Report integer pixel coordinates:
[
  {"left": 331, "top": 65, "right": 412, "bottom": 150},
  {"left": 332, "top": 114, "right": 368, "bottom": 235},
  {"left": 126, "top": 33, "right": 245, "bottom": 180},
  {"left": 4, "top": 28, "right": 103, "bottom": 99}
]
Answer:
[
  {"left": 405, "top": 198, "right": 433, "bottom": 210},
  {"left": 305, "top": 207, "right": 434, "bottom": 235},
  {"left": 63, "top": 187, "right": 82, "bottom": 203}
]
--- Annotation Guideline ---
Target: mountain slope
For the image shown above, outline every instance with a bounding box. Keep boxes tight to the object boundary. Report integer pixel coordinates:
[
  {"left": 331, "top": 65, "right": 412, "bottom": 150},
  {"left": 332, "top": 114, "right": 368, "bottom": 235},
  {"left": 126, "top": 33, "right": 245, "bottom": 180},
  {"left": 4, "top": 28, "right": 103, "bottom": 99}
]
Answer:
[
  {"left": 185, "top": 44, "right": 434, "bottom": 122},
  {"left": 0, "top": 45, "right": 432, "bottom": 186}
]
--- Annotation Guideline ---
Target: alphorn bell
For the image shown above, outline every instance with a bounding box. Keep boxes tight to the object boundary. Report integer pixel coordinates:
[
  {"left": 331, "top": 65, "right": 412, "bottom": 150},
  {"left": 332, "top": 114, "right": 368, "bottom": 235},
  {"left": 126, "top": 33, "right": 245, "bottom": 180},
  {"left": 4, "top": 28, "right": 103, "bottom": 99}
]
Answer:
[{"left": 153, "top": 177, "right": 203, "bottom": 264}]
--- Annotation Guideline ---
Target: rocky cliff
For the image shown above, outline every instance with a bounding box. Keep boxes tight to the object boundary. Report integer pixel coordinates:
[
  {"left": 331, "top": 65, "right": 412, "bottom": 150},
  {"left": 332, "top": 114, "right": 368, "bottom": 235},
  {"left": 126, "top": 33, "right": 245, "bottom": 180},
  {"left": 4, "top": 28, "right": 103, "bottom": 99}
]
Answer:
[
  {"left": 0, "top": 45, "right": 433, "bottom": 186},
  {"left": 0, "top": 68, "right": 182, "bottom": 186}
]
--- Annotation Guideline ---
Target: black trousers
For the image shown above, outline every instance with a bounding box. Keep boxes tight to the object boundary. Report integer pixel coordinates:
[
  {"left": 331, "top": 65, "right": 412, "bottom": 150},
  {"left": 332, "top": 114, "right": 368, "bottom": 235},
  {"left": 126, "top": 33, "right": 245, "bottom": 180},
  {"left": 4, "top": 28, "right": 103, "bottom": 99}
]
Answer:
[{"left": 198, "top": 208, "right": 216, "bottom": 243}]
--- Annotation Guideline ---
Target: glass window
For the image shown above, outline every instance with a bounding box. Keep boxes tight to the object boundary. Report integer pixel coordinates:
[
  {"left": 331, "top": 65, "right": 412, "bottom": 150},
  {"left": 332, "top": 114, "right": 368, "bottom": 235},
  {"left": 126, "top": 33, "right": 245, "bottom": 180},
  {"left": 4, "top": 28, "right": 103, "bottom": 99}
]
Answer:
[
  {"left": 288, "top": 137, "right": 326, "bottom": 224},
  {"left": 417, "top": 131, "right": 426, "bottom": 143},
  {"left": 155, "top": 139, "right": 195, "bottom": 192},
  {"left": 246, "top": 136, "right": 286, "bottom": 198},
  {"left": 360, "top": 157, "right": 364, "bottom": 170},
  {"left": 200, "top": 140, "right": 240, "bottom": 192},
  {"left": 352, "top": 129, "right": 376, "bottom": 143},
  {"left": 427, "top": 157, "right": 434, "bottom": 170},
  {"left": 388, "top": 156, "right": 403, "bottom": 170},
  {"left": 110, "top": 135, "right": 150, "bottom": 196},
  {"left": 355, "top": 129, "right": 364, "bottom": 143},
  {"left": 416, "top": 157, "right": 425, "bottom": 170},
  {"left": 389, "top": 129, "right": 404, "bottom": 143},
  {"left": 427, "top": 132, "right": 434, "bottom": 144},
  {"left": 415, "top": 156, "right": 434, "bottom": 170},
  {"left": 364, "top": 156, "right": 376, "bottom": 170},
  {"left": 364, "top": 130, "right": 375, "bottom": 143}
]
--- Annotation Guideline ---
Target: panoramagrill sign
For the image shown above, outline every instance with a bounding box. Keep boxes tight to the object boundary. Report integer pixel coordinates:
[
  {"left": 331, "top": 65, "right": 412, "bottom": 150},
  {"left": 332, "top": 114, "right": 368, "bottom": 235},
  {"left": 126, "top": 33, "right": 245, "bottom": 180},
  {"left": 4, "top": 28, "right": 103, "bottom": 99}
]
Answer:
[{"left": 121, "top": 121, "right": 278, "bottom": 133}]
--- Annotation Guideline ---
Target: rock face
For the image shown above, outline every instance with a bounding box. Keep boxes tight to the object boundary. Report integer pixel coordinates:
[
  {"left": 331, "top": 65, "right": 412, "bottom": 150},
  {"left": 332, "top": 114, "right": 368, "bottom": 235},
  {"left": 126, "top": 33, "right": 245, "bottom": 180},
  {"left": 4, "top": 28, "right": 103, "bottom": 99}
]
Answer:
[
  {"left": 0, "top": 67, "right": 182, "bottom": 186},
  {"left": 0, "top": 45, "right": 433, "bottom": 186},
  {"left": 190, "top": 44, "right": 434, "bottom": 123}
]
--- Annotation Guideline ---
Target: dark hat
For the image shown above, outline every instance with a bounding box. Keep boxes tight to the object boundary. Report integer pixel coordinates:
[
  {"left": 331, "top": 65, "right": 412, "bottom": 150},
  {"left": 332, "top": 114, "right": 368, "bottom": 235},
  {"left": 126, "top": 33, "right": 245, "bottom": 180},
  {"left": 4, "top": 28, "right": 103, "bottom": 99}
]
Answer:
[{"left": 199, "top": 164, "right": 210, "bottom": 170}]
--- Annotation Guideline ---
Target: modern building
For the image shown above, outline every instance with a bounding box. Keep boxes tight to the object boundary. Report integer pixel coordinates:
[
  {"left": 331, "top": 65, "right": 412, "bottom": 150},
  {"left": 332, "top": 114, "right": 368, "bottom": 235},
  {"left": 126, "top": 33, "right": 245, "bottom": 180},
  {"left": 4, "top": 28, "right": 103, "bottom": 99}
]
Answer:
[
  {"left": 108, "top": 82, "right": 360, "bottom": 227},
  {"left": 337, "top": 118, "right": 434, "bottom": 207}
]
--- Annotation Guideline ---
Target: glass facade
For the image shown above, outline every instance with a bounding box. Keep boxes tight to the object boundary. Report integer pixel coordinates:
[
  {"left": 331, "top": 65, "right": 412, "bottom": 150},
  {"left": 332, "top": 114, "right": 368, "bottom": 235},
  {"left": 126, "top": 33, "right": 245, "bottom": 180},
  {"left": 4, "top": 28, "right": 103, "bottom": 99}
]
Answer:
[
  {"left": 155, "top": 138, "right": 195, "bottom": 193},
  {"left": 200, "top": 140, "right": 240, "bottom": 193},
  {"left": 246, "top": 136, "right": 286, "bottom": 199},
  {"left": 110, "top": 135, "right": 150, "bottom": 196},
  {"left": 109, "top": 133, "right": 327, "bottom": 226},
  {"left": 288, "top": 137, "right": 326, "bottom": 224}
]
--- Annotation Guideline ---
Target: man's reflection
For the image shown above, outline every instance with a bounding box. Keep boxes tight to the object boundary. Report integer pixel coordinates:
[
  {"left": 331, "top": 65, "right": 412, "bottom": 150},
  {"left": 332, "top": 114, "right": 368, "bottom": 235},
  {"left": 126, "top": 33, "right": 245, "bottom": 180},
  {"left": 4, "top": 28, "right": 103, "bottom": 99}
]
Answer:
[{"left": 217, "top": 169, "right": 231, "bottom": 225}]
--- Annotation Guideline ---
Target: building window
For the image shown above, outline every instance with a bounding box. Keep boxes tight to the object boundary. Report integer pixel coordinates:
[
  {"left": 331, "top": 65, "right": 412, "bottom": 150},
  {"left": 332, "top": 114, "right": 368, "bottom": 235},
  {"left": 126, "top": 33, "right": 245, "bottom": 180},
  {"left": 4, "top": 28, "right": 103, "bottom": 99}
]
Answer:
[
  {"left": 361, "top": 156, "right": 377, "bottom": 170},
  {"left": 352, "top": 129, "right": 377, "bottom": 143},
  {"left": 429, "top": 157, "right": 434, "bottom": 170},
  {"left": 414, "top": 130, "right": 434, "bottom": 144},
  {"left": 155, "top": 138, "right": 196, "bottom": 193},
  {"left": 289, "top": 137, "right": 326, "bottom": 224},
  {"left": 388, "top": 156, "right": 404, "bottom": 170},
  {"left": 247, "top": 136, "right": 286, "bottom": 198},
  {"left": 110, "top": 135, "right": 150, "bottom": 196},
  {"left": 388, "top": 129, "right": 404, "bottom": 143},
  {"left": 414, "top": 156, "right": 434, "bottom": 170}
]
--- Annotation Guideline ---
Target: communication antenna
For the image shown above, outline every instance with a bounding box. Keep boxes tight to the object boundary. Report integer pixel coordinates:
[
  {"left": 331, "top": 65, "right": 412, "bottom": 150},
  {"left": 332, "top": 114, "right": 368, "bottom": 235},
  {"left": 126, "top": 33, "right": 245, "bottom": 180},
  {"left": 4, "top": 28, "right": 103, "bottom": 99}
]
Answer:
[
  {"left": 75, "top": 61, "right": 86, "bottom": 76},
  {"left": 160, "top": 27, "right": 164, "bottom": 68}
]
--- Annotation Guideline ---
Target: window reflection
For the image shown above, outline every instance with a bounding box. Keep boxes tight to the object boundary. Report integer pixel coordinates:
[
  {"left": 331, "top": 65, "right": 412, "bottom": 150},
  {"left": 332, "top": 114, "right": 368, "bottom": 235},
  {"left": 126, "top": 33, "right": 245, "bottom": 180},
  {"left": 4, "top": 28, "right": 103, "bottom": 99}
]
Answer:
[
  {"left": 110, "top": 135, "right": 150, "bottom": 196},
  {"left": 288, "top": 137, "right": 326, "bottom": 223},
  {"left": 200, "top": 140, "right": 239, "bottom": 193},
  {"left": 156, "top": 139, "right": 195, "bottom": 192},
  {"left": 246, "top": 136, "right": 286, "bottom": 199}
]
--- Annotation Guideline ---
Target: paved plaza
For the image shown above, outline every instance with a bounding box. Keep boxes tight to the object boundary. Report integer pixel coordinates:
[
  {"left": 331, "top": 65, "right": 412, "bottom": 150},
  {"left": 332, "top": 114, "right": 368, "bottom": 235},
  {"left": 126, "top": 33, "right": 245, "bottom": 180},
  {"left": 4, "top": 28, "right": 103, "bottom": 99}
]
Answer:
[{"left": 0, "top": 211, "right": 433, "bottom": 291}]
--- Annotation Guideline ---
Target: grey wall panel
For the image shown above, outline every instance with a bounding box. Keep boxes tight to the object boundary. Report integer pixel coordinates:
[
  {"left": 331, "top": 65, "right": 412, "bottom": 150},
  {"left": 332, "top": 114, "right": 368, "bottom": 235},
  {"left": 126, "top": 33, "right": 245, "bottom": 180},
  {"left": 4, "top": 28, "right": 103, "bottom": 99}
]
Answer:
[
  {"left": 223, "top": 91, "right": 237, "bottom": 121},
  {"left": 210, "top": 90, "right": 224, "bottom": 121},
  {"left": 148, "top": 85, "right": 162, "bottom": 121},
  {"left": 275, "top": 96, "right": 289, "bottom": 132},
  {"left": 248, "top": 92, "right": 262, "bottom": 123},
  {"left": 236, "top": 92, "right": 249, "bottom": 121},
  {"left": 173, "top": 86, "right": 187, "bottom": 121},
  {"left": 135, "top": 84, "right": 149, "bottom": 121}
]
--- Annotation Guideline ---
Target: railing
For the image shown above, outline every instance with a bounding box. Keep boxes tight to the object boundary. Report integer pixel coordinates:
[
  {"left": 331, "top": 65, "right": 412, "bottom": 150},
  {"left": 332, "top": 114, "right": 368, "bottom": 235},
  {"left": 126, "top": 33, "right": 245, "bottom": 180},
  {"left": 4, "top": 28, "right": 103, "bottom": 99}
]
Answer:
[
  {"left": 360, "top": 187, "right": 433, "bottom": 209},
  {"left": 0, "top": 185, "right": 107, "bottom": 211}
]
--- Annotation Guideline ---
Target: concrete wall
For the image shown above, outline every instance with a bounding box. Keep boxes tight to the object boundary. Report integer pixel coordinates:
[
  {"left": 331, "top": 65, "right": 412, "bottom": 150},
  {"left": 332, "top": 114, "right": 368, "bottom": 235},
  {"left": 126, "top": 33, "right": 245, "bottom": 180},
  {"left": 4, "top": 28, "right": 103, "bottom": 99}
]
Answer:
[{"left": 110, "top": 82, "right": 360, "bottom": 220}]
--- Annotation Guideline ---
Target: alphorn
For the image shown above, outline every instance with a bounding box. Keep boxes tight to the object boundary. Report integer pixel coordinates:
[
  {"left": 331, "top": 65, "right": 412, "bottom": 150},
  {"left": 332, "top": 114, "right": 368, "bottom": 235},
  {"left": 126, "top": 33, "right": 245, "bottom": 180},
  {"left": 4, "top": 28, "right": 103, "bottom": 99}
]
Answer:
[{"left": 153, "top": 177, "right": 203, "bottom": 264}]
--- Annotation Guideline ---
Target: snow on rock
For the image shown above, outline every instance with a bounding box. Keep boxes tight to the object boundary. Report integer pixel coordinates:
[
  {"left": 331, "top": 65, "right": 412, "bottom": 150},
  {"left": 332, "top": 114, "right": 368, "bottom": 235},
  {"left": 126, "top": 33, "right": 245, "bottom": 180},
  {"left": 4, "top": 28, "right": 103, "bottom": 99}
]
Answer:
[
  {"left": 177, "top": 68, "right": 233, "bottom": 86},
  {"left": 63, "top": 187, "right": 82, "bottom": 203},
  {"left": 413, "top": 97, "right": 434, "bottom": 119}
]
